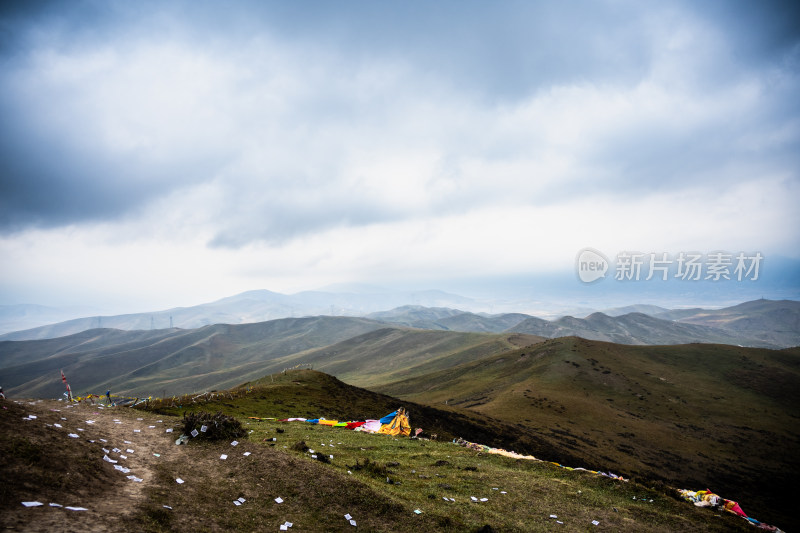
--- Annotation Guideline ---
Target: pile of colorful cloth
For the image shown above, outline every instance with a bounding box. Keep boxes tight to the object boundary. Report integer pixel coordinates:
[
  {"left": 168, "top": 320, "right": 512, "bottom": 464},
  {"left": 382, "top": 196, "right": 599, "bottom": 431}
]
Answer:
[
  {"left": 275, "top": 408, "right": 411, "bottom": 437},
  {"left": 677, "top": 489, "right": 783, "bottom": 531}
]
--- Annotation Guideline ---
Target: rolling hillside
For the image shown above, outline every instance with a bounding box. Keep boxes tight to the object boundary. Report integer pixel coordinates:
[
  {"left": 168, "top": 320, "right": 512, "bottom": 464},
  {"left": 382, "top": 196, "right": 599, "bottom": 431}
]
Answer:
[
  {"left": 0, "top": 317, "right": 538, "bottom": 399},
  {"left": 373, "top": 337, "right": 800, "bottom": 530}
]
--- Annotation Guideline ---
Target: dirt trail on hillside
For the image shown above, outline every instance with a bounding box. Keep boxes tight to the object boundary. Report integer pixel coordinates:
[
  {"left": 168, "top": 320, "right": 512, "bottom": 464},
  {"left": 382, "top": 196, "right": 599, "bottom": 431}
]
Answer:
[{"left": 2, "top": 399, "right": 187, "bottom": 532}]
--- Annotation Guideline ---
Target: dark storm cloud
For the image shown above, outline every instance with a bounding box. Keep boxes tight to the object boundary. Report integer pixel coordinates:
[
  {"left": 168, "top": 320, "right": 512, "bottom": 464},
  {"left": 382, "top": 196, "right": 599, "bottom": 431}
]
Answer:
[{"left": 0, "top": 0, "right": 798, "bottom": 244}]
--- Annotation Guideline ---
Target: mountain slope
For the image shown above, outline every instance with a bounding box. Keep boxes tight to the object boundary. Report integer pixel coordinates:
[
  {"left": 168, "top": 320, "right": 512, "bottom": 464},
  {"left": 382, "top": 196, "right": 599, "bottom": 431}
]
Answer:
[
  {"left": 0, "top": 317, "right": 540, "bottom": 400},
  {"left": 373, "top": 337, "right": 800, "bottom": 530},
  {"left": 0, "top": 316, "right": 388, "bottom": 397},
  {"left": 511, "top": 311, "right": 778, "bottom": 347},
  {"left": 656, "top": 299, "right": 800, "bottom": 347},
  {"left": 274, "top": 328, "right": 543, "bottom": 388}
]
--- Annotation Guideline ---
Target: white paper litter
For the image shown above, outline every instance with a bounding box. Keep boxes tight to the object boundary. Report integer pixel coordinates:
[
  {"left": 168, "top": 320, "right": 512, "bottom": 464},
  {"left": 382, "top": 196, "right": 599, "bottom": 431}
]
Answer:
[
  {"left": 200, "top": 425, "right": 208, "bottom": 432},
  {"left": 233, "top": 501, "right": 241, "bottom": 506},
  {"left": 65, "top": 506, "right": 88, "bottom": 511},
  {"left": 126, "top": 449, "right": 134, "bottom": 453},
  {"left": 103, "top": 454, "right": 117, "bottom": 464},
  {"left": 243, "top": 452, "right": 251, "bottom": 456},
  {"left": 231, "top": 440, "right": 239, "bottom": 446},
  {"left": 54, "top": 423, "right": 62, "bottom": 428},
  {"left": 166, "top": 428, "right": 173, "bottom": 433},
  {"left": 114, "top": 465, "right": 131, "bottom": 473},
  {"left": 190, "top": 429, "right": 199, "bottom": 437},
  {"left": 344, "top": 513, "right": 352, "bottom": 520},
  {"left": 480, "top": 498, "right": 488, "bottom": 502},
  {"left": 592, "top": 520, "right": 600, "bottom": 526},
  {"left": 349, "top": 519, "right": 357, "bottom": 526},
  {"left": 163, "top": 505, "right": 172, "bottom": 510},
  {"left": 21, "top": 501, "right": 43, "bottom": 507},
  {"left": 550, "top": 515, "right": 558, "bottom": 519},
  {"left": 471, "top": 496, "right": 478, "bottom": 502},
  {"left": 274, "top": 497, "right": 284, "bottom": 504},
  {"left": 176, "top": 478, "right": 184, "bottom": 484},
  {"left": 119, "top": 455, "right": 127, "bottom": 460},
  {"left": 49, "top": 503, "right": 63, "bottom": 507},
  {"left": 220, "top": 454, "right": 228, "bottom": 460},
  {"left": 133, "top": 429, "right": 141, "bottom": 433}
]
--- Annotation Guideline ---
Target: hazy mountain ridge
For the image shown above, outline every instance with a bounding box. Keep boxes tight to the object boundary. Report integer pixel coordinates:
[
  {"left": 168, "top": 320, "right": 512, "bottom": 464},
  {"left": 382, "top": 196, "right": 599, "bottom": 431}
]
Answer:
[
  {"left": 1, "top": 294, "right": 796, "bottom": 348},
  {"left": 0, "top": 289, "right": 476, "bottom": 340},
  {"left": 370, "top": 305, "right": 790, "bottom": 348}
]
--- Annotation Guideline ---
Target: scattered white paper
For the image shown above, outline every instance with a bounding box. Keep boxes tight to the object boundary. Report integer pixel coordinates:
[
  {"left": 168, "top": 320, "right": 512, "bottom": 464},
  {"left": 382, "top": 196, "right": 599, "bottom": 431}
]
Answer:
[
  {"left": 280, "top": 526, "right": 287, "bottom": 531},
  {"left": 311, "top": 454, "right": 317, "bottom": 459},
  {"left": 85, "top": 420, "right": 95, "bottom": 424},
  {"left": 99, "top": 438, "right": 107, "bottom": 442},
  {"left": 77, "top": 428, "right": 84, "bottom": 431},
  {"left": 550, "top": 515, "right": 558, "bottom": 519},
  {"left": 238, "top": 497, "right": 246, "bottom": 503},
  {"left": 103, "top": 455, "right": 118, "bottom": 464},
  {"left": 344, "top": 513, "right": 352, "bottom": 520},
  {"left": 190, "top": 429, "right": 199, "bottom": 437},
  {"left": 54, "top": 423, "right": 62, "bottom": 428},
  {"left": 501, "top": 491, "right": 507, "bottom": 494},
  {"left": 126, "top": 449, "right": 134, "bottom": 453},
  {"left": 148, "top": 425, "right": 156, "bottom": 429},
  {"left": 480, "top": 498, "right": 488, "bottom": 502},
  {"left": 49, "top": 503, "right": 63, "bottom": 507},
  {"left": 102, "top": 448, "right": 110, "bottom": 454},
  {"left": 231, "top": 440, "right": 239, "bottom": 446},
  {"left": 112, "top": 447, "right": 120, "bottom": 453},
  {"left": 233, "top": 501, "right": 241, "bottom": 506},
  {"left": 119, "top": 455, "right": 127, "bottom": 460},
  {"left": 22, "top": 501, "right": 43, "bottom": 507},
  {"left": 471, "top": 496, "right": 478, "bottom": 502},
  {"left": 557, "top": 520, "right": 564, "bottom": 524},
  {"left": 163, "top": 505, "right": 172, "bottom": 510},
  {"left": 133, "top": 429, "right": 141, "bottom": 433},
  {"left": 274, "top": 497, "right": 284, "bottom": 504},
  {"left": 243, "top": 452, "right": 251, "bottom": 456},
  {"left": 114, "top": 465, "right": 131, "bottom": 473},
  {"left": 414, "top": 509, "right": 422, "bottom": 514},
  {"left": 308, "top": 449, "right": 315, "bottom": 454},
  {"left": 127, "top": 475, "right": 143, "bottom": 482},
  {"left": 200, "top": 425, "right": 208, "bottom": 432},
  {"left": 28, "top": 415, "right": 37, "bottom": 419},
  {"left": 284, "top": 522, "right": 293, "bottom": 528},
  {"left": 137, "top": 417, "right": 143, "bottom": 421},
  {"left": 166, "top": 428, "right": 173, "bottom": 433},
  {"left": 65, "top": 506, "right": 88, "bottom": 511},
  {"left": 124, "top": 440, "right": 131, "bottom": 444},
  {"left": 592, "top": 520, "right": 600, "bottom": 526},
  {"left": 220, "top": 454, "right": 228, "bottom": 460},
  {"left": 349, "top": 519, "right": 357, "bottom": 526},
  {"left": 176, "top": 478, "right": 184, "bottom": 484}
]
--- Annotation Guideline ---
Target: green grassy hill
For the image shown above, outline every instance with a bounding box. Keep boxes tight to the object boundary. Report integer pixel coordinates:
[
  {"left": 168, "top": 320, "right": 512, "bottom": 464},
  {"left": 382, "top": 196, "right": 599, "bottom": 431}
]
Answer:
[
  {"left": 1, "top": 318, "right": 539, "bottom": 399},
  {"left": 2, "top": 380, "right": 758, "bottom": 532},
  {"left": 273, "top": 328, "right": 542, "bottom": 388},
  {"left": 372, "top": 337, "right": 800, "bottom": 530}
]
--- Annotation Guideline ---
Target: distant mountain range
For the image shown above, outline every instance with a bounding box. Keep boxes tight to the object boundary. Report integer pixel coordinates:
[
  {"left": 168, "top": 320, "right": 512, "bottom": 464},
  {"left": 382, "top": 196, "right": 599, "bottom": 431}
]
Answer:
[
  {"left": 366, "top": 299, "right": 799, "bottom": 348},
  {"left": 0, "top": 288, "right": 476, "bottom": 340},
  {"left": 0, "top": 290, "right": 797, "bottom": 349}
]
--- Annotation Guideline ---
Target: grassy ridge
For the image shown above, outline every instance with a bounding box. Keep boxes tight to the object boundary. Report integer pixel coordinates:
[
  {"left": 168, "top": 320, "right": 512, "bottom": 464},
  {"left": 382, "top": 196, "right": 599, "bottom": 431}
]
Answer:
[{"left": 372, "top": 337, "right": 800, "bottom": 530}]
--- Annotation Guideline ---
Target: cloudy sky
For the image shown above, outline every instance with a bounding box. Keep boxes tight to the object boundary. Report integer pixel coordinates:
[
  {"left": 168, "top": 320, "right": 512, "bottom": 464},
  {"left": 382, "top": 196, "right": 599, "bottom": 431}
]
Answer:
[{"left": 1, "top": 0, "right": 799, "bottom": 312}]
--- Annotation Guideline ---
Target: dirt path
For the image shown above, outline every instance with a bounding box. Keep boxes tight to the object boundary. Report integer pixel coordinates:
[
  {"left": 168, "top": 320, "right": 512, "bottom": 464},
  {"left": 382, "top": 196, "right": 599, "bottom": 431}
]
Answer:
[{"left": 2, "top": 399, "right": 186, "bottom": 532}]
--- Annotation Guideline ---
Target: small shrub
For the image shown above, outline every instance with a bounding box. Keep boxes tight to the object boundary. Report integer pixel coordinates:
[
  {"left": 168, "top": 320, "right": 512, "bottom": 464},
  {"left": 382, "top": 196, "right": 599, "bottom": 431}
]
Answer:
[{"left": 182, "top": 411, "right": 247, "bottom": 441}]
